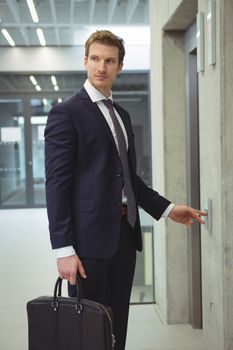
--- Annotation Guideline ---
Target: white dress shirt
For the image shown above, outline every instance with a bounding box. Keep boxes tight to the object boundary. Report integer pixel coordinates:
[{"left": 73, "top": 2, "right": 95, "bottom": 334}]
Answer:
[
  {"left": 84, "top": 79, "right": 129, "bottom": 151},
  {"left": 55, "top": 79, "right": 174, "bottom": 258}
]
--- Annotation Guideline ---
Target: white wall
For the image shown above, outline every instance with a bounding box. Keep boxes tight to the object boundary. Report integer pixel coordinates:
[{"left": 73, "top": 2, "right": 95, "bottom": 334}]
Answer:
[{"left": 0, "top": 45, "right": 150, "bottom": 72}]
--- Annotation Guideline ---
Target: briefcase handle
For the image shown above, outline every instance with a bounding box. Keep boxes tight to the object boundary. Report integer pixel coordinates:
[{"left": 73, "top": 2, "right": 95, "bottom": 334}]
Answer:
[{"left": 52, "top": 275, "right": 84, "bottom": 312}]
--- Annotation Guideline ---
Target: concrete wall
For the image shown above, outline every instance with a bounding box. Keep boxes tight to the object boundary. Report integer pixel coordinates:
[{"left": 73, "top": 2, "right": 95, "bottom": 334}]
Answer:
[
  {"left": 150, "top": 0, "right": 189, "bottom": 323},
  {"left": 197, "top": 0, "right": 223, "bottom": 348},
  {"left": 220, "top": 2, "right": 233, "bottom": 348},
  {"left": 150, "top": 0, "right": 233, "bottom": 349},
  {"left": 196, "top": 1, "right": 233, "bottom": 349}
]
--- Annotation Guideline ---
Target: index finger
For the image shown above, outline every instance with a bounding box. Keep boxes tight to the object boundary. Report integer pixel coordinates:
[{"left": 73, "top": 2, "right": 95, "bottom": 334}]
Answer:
[
  {"left": 196, "top": 210, "right": 207, "bottom": 216},
  {"left": 191, "top": 210, "right": 206, "bottom": 224}
]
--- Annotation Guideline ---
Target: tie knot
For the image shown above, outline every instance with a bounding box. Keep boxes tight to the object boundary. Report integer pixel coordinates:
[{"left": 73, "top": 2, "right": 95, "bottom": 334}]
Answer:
[{"left": 103, "top": 99, "right": 113, "bottom": 110}]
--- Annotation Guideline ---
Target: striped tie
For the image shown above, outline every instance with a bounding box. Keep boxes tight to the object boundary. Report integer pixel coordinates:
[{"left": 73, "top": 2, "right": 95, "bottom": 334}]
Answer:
[{"left": 103, "top": 99, "right": 137, "bottom": 228}]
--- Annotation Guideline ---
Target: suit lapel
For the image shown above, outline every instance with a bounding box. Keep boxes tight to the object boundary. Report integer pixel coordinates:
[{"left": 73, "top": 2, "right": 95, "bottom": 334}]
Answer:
[
  {"left": 79, "top": 87, "right": 119, "bottom": 152},
  {"left": 78, "top": 87, "right": 136, "bottom": 185},
  {"left": 78, "top": 88, "right": 134, "bottom": 162}
]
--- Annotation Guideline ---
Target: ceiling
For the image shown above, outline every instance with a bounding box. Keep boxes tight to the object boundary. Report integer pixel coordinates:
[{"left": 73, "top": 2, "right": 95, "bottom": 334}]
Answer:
[{"left": 0, "top": 0, "right": 149, "bottom": 47}]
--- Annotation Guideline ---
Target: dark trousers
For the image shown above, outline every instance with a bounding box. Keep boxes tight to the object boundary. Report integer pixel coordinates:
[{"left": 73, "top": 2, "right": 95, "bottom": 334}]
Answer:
[{"left": 68, "top": 216, "right": 137, "bottom": 350}]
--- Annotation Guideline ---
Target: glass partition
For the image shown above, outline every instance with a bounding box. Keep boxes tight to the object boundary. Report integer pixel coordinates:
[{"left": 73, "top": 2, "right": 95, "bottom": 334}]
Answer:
[
  {"left": 0, "top": 99, "right": 26, "bottom": 207},
  {"left": 30, "top": 98, "right": 58, "bottom": 205}
]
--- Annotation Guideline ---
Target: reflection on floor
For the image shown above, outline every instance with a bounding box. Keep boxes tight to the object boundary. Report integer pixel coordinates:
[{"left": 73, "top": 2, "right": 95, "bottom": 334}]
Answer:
[
  {"left": 1, "top": 184, "right": 45, "bottom": 206},
  {"left": 131, "top": 285, "right": 154, "bottom": 303},
  {"left": 1, "top": 186, "right": 26, "bottom": 206}
]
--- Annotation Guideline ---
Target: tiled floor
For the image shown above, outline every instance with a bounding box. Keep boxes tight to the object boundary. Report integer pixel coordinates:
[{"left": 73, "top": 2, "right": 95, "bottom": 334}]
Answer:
[
  {"left": 126, "top": 304, "right": 204, "bottom": 350},
  {"left": 0, "top": 209, "right": 204, "bottom": 350}
]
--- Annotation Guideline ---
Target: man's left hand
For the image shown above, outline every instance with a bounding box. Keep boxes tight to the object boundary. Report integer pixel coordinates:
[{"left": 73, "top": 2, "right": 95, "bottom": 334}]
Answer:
[{"left": 168, "top": 205, "right": 206, "bottom": 226}]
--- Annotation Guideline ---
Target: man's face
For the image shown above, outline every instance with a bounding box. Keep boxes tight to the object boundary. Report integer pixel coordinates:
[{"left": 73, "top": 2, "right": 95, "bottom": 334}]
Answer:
[{"left": 84, "top": 42, "right": 123, "bottom": 97}]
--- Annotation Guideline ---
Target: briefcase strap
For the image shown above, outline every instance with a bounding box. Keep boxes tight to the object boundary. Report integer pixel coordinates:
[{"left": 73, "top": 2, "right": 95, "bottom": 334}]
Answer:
[
  {"left": 53, "top": 276, "right": 114, "bottom": 349},
  {"left": 52, "top": 277, "right": 83, "bottom": 348},
  {"left": 54, "top": 276, "right": 83, "bottom": 309}
]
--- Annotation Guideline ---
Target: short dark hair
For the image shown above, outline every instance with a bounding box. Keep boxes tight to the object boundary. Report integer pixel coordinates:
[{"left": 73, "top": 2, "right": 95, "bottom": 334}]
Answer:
[{"left": 85, "top": 30, "right": 125, "bottom": 64}]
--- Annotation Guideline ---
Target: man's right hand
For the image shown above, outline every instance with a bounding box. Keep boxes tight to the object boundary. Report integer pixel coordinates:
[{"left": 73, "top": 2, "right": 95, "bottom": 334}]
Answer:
[{"left": 57, "top": 255, "right": 87, "bottom": 285}]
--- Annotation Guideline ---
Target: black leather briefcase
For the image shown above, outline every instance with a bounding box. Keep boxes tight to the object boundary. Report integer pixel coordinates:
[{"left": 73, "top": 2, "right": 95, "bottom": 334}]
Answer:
[{"left": 27, "top": 276, "right": 115, "bottom": 350}]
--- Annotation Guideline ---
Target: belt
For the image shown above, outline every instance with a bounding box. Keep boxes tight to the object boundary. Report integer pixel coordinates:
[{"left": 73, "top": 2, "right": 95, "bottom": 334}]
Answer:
[{"left": 121, "top": 204, "right": 127, "bottom": 216}]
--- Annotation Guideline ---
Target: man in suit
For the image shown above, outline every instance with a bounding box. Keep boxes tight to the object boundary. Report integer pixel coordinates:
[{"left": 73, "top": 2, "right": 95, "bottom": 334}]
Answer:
[{"left": 44, "top": 30, "right": 205, "bottom": 350}]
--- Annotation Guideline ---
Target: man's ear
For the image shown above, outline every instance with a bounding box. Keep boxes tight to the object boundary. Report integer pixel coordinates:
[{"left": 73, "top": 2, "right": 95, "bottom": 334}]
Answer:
[
  {"left": 83, "top": 56, "right": 88, "bottom": 70},
  {"left": 117, "top": 62, "right": 123, "bottom": 75}
]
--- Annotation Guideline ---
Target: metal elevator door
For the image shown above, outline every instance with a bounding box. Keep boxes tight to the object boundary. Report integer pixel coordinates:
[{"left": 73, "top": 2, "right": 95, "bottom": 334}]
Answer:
[{"left": 185, "top": 21, "right": 202, "bottom": 329}]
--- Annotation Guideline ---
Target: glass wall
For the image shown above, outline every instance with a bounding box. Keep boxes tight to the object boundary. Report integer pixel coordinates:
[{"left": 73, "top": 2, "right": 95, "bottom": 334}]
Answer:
[
  {"left": 30, "top": 98, "right": 59, "bottom": 205},
  {"left": 0, "top": 72, "right": 154, "bottom": 303},
  {"left": 0, "top": 99, "right": 26, "bottom": 206}
]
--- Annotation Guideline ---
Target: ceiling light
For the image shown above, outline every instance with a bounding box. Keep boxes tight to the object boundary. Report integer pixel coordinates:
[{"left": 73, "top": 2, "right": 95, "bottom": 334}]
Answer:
[
  {"left": 29, "top": 75, "right": 37, "bottom": 85},
  {"left": 26, "top": 0, "right": 39, "bottom": 23},
  {"left": 51, "top": 75, "right": 57, "bottom": 86},
  {"left": 36, "top": 28, "right": 46, "bottom": 46},
  {"left": 1, "top": 29, "right": 15, "bottom": 47},
  {"left": 35, "top": 85, "right": 41, "bottom": 91},
  {"left": 54, "top": 85, "right": 59, "bottom": 91}
]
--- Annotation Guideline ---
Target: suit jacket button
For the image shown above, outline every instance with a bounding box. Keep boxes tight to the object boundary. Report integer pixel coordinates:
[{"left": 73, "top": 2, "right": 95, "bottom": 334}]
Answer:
[{"left": 117, "top": 173, "right": 121, "bottom": 177}]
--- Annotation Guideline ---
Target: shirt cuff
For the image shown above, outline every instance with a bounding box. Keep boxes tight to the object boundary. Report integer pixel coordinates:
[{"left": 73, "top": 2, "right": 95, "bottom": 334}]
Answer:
[
  {"left": 54, "top": 246, "right": 76, "bottom": 258},
  {"left": 161, "top": 203, "right": 175, "bottom": 218}
]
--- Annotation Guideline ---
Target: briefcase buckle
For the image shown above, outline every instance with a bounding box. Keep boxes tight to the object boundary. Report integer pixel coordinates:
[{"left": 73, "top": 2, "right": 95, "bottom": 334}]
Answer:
[
  {"left": 76, "top": 303, "right": 83, "bottom": 314},
  {"left": 52, "top": 301, "right": 59, "bottom": 311}
]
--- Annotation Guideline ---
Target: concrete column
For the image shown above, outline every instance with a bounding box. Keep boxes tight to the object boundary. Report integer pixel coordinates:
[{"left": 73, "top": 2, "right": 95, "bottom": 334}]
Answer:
[
  {"left": 150, "top": 0, "right": 189, "bottom": 323},
  {"left": 163, "top": 30, "right": 189, "bottom": 323}
]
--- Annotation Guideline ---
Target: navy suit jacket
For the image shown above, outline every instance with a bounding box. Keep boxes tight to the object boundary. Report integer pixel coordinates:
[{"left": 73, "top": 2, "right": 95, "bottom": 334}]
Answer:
[{"left": 44, "top": 87, "right": 171, "bottom": 259}]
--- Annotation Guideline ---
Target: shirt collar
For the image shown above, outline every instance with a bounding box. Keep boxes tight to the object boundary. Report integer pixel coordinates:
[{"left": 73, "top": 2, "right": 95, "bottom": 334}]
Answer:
[{"left": 84, "top": 79, "right": 113, "bottom": 103}]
